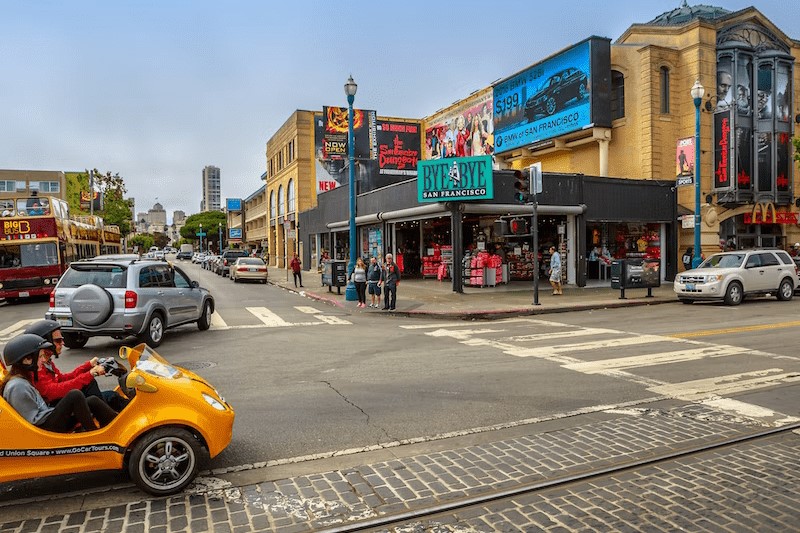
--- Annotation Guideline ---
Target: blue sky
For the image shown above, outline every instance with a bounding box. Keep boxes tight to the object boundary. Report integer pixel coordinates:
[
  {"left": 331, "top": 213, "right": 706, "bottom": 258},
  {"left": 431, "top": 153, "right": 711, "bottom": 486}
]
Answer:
[{"left": 1, "top": 1, "right": 796, "bottom": 221}]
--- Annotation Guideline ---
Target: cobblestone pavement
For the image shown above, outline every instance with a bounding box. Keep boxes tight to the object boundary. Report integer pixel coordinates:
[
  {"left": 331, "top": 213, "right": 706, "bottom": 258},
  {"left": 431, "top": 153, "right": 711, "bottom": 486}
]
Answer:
[{"left": 1, "top": 403, "right": 796, "bottom": 532}]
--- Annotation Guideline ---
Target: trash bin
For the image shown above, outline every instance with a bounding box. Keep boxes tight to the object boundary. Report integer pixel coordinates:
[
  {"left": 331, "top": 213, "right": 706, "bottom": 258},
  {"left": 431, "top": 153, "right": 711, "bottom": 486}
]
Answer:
[{"left": 321, "top": 260, "right": 347, "bottom": 294}]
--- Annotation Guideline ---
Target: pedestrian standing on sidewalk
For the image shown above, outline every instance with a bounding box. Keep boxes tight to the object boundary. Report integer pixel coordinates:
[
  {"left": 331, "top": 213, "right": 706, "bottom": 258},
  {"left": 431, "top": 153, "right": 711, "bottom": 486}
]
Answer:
[
  {"left": 290, "top": 253, "right": 303, "bottom": 287},
  {"left": 382, "top": 253, "right": 401, "bottom": 310},
  {"left": 366, "top": 256, "right": 383, "bottom": 308},
  {"left": 350, "top": 257, "right": 368, "bottom": 308},
  {"left": 548, "top": 246, "right": 562, "bottom": 295}
]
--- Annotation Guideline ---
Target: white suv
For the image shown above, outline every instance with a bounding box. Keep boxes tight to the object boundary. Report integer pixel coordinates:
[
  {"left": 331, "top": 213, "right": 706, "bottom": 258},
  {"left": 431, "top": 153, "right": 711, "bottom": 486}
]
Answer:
[{"left": 674, "top": 249, "right": 798, "bottom": 305}]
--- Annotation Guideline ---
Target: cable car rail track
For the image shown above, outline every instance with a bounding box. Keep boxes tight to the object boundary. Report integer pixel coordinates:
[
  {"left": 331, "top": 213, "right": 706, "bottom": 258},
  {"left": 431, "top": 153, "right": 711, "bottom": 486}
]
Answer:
[{"left": 318, "top": 420, "right": 800, "bottom": 533}]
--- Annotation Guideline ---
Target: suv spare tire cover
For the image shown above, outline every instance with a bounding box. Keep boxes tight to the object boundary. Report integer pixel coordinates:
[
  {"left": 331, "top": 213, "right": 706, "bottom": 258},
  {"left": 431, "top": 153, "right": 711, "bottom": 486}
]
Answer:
[{"left": 70, "top": 284, "right": 114, "bottom": 326}]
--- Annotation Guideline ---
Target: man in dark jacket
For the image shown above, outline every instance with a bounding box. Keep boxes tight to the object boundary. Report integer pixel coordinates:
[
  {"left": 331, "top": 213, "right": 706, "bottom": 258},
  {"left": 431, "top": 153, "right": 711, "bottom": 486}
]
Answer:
[{"left": 382, "top": 253, "right": 401, "bottom": 310}]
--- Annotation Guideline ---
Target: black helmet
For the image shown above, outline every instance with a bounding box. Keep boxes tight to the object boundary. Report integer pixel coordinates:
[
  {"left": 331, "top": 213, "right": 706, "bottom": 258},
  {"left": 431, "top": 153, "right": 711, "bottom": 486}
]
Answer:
[
  {"left": 3, "top": 333, "right": 53, "bottom": 371},
  {"left": 24, "top": 319, "right": 61, "bottom": 343}
]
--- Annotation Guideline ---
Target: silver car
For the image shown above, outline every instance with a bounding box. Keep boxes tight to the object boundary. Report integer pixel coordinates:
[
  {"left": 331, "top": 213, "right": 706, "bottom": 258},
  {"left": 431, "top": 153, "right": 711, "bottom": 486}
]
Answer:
[
  {"left": 46, "top": 258, "right": 214, "bottom": 348},
  {"left": 674, "top": 249, "right": 797, "bottom": 305}
]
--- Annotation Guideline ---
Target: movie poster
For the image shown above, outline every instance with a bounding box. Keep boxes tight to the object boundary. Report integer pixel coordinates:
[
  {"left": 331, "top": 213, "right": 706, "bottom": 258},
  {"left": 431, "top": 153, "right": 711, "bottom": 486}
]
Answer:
[{"left": 314, "top": 108, "right": 377, "bottom": 195}]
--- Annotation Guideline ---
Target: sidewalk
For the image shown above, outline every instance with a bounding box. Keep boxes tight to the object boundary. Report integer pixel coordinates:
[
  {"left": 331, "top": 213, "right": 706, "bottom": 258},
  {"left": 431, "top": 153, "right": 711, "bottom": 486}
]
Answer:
[{"left": 270, "top": 269, "right": 677, "bottom": 318}]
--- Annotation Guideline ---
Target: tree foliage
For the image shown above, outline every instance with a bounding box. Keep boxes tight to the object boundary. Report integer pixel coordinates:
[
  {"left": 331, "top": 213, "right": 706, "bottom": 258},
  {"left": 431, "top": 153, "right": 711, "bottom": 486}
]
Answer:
[
  {"left": 129, "top": 234, "right": 154, "bottom": 252},
  {"left": 66, "top": 169, "right": 133, "bottom": 235},
  {"left": 180, "top": 211, "right": 226, "bottom": 241}
]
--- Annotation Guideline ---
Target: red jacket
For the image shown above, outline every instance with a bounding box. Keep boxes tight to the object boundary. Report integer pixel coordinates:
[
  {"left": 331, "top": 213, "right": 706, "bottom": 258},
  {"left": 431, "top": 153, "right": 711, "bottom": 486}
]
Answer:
[{"left": 35, "top": 360, "right": 94, "bottom": 404}]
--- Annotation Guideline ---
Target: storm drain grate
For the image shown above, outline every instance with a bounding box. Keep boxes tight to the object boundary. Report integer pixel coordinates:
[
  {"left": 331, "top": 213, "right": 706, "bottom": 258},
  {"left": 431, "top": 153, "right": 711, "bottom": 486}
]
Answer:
[{"left": 174, "top": 361, "right": 217, "bottom": 370}]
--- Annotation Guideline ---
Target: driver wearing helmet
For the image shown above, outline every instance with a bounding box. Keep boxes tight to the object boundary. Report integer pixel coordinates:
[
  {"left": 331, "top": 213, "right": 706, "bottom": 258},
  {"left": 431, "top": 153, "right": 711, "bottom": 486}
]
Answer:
[
  {"left": 1, "top": 334, "right": 118, "bottom": 432},
  {"left": 24, "top": 320, "right": 129, "bottom": 411}
]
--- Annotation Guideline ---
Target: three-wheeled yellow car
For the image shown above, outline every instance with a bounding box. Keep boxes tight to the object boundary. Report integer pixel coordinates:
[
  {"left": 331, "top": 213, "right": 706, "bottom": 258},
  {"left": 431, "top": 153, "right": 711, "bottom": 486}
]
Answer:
[{"left": 0, "top": 343, "right": 234, "bottom": 496}]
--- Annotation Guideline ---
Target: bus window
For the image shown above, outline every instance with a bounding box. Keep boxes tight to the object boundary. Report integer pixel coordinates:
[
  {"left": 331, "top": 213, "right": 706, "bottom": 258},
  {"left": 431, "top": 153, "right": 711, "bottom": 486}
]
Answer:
[{"left": 19, "top": 243, "right": 58, "bottom": 267}]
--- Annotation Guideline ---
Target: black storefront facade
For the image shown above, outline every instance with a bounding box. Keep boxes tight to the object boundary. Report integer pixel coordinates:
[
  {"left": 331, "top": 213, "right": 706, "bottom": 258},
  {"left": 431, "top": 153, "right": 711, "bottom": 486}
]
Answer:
[{"left": 299, "top": 170, "right": 678, "bottom": 291}]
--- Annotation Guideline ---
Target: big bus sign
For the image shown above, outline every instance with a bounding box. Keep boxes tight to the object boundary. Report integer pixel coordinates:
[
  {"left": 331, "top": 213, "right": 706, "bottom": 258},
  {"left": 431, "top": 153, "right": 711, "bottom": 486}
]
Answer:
[{"left": 1, "top": 219, "right": 58, "bottom": 240}]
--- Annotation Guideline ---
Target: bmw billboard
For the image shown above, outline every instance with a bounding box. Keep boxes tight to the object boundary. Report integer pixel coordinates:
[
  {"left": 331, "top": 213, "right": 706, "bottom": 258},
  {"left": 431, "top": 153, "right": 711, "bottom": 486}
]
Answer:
[{"left": 492, "top": 37, "right": 611, "bottom": 154}]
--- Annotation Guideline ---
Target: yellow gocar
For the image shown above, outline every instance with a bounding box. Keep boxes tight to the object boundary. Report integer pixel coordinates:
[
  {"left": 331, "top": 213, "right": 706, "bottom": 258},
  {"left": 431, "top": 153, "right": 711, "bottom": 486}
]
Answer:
[{"left": 0, "top": 343, "right": 234, "bottom": 496}]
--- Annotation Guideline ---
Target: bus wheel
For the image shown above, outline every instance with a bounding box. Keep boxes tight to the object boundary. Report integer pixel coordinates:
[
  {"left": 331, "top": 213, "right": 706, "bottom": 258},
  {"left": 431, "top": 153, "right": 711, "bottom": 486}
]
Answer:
[{"left": 63, "top": 332, "right": 89, "bottom": 349}]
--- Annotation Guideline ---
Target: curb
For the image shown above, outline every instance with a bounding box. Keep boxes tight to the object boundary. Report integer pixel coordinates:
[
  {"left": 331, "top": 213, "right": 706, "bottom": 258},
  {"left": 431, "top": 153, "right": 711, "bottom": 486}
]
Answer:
[{"left": 269, "top": 281, "right": 678, "bottom": 319}]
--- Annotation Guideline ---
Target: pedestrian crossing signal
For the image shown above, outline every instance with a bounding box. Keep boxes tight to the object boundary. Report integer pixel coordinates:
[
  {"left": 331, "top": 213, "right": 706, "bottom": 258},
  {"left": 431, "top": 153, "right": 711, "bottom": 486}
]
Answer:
[
  {"left": 513, "top": 170, "right": 530, "bottom": 203},
  {"left": 509, "top": 217, "right": 528, "bottom": 235}
]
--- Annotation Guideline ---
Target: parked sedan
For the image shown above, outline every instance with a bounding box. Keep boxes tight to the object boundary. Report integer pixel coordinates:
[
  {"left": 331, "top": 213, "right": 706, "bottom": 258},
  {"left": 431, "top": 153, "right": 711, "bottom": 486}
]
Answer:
[{"left": 230, "top": 257, "right": 268, "bottom": 283}]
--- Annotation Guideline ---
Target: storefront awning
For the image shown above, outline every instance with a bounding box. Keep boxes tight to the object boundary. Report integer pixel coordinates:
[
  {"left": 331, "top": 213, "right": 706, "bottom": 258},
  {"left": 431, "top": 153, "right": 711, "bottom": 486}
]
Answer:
[
  {"left": 462, "top": 204, "right": 587, "bottom": 215},
  {"left": 326, "top": 203, "right": 449, "bottom": 229}
]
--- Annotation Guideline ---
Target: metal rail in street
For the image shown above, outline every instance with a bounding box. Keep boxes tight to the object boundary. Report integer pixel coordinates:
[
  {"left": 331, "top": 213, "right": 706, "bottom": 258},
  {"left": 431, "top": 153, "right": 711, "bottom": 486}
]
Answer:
[{"left": 318, "top": 420, "right": 800, "bottom": 533}]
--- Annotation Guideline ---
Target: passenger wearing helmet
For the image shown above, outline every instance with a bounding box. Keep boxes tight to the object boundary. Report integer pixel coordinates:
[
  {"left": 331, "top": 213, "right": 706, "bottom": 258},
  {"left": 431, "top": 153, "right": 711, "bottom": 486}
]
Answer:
[
  {"left": 24, "top": 320, "right": 129, "bottom": 410},
  {"left": 1, "top": 334, "right": 118, "bottom": 432}
]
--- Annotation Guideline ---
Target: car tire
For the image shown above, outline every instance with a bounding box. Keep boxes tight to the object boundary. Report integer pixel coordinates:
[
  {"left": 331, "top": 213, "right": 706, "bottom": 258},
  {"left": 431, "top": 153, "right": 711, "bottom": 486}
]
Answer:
[
  {"left": 140, "top": 312, "right": 165, "bottom": 347},
  {"left": 545, "top": 97, "right": 557, "bottom": 115},
  {"left": 724, "top": 281, "right": 743, "bottom": 306},
  {"left": 70, "top": 284, "right": 114, "bottom": 326},
  {"left": 777, "top": 278, "right": 794, "bottom": 301},
  {"left": 62, "top": 332, "right": 89, "bottom": 349},
  {"left": 197, "top": 301, "right": 212, "bottom": 331},
  {"left": 128, "top": 427, "right": 202, "bottom": 496}
]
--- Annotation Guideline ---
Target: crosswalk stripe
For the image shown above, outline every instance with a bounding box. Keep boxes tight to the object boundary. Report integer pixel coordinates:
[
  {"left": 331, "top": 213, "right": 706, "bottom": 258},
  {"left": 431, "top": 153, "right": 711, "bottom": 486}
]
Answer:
[
  {"left": 648, "top": 369, "right": 800, "bottom": 402},
  {"left": 210, "top": 312, "right": 228, "bottom": 330},
  {"left": 563, "top": 345, "right": 745, "bottom": 373},
  {"left": 508, "top": 327, "right": 619, "bottom": 343},
  {"left": 245, "top": 307, "right": 293, "bottom": 327},
  {"left": 0, "top": 319, "right": 39, "bottom": 339},
  {"left": 315, "top": 315, "right": 352, "bottom": 325},
  {"left": 295, "top": 306, "right": 321, "bottom": 314}
]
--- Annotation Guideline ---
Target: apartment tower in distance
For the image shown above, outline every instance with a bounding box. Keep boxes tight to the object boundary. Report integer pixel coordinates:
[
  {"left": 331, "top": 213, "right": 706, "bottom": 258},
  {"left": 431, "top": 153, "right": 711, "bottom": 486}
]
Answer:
[{"left": 201, "top": 165, "right": 221, "bottom": 212}]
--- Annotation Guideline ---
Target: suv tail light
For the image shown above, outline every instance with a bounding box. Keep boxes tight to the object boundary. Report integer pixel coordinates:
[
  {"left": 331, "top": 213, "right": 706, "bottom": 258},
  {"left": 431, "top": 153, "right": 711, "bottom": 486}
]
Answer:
[
  {"left": 125, "top": 290, "right": 138, "bottom": 308},
  {"left": 49, "top": 291, "right": 55, "bottom": 308}
]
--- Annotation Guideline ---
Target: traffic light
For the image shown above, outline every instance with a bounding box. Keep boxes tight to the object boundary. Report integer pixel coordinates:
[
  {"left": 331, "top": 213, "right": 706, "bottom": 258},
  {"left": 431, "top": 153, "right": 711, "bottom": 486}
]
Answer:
[
  {"left": 513, "top": 170, "right": 530, "bottom": 203},
  {"left": 493, "top": 219, "right": 509, "bottom": 237},
  {"left": 509, "top": 217, "right": 528, "bottom": 235}
]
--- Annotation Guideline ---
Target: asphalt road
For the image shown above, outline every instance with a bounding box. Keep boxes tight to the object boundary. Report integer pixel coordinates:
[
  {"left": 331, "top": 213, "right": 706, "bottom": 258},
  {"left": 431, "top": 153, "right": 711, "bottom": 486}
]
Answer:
[{"left": 1, "top": 259, "right": 798, "bottom": 503}]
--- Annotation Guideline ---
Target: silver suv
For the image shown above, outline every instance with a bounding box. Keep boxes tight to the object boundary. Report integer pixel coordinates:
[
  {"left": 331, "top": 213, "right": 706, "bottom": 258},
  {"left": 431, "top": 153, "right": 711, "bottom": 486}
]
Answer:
[
  {"left": 674, "top": 249, "right": 798, "bottom": 305},
  {"left": 46, "top": 259, "right": 214, "bottom": 348}
]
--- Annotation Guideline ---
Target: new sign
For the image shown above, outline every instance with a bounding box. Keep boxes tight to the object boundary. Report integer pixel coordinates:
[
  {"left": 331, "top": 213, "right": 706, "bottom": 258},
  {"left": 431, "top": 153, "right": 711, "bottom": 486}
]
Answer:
[{"left": 417, "top": 155, "right": 493, "bottom": 203}]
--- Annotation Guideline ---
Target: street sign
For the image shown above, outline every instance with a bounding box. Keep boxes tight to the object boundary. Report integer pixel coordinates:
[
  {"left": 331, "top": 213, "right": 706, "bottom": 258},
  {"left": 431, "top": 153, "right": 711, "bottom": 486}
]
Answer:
[{"left": 196, "top": 232, "right": 207, "bottom": 237}]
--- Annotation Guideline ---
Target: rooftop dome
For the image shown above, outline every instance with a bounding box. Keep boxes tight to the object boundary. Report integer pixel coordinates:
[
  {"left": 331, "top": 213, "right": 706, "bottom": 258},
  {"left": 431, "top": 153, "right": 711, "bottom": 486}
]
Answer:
[{"left": 647, "top": 1, "right": 731, "bottom": 26}]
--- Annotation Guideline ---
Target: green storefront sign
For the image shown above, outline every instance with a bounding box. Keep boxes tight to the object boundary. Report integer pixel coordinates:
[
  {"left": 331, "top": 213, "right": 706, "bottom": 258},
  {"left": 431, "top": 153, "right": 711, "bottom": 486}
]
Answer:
[{"left": 417, "top": 155, "right": 493, "bottom": 203}]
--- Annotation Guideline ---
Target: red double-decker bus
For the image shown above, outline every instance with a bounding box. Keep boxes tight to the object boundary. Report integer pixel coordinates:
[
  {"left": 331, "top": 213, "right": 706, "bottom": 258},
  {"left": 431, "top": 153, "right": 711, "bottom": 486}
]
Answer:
[{"left": 0, "top": 195, "right": 121, "bottom": 302}]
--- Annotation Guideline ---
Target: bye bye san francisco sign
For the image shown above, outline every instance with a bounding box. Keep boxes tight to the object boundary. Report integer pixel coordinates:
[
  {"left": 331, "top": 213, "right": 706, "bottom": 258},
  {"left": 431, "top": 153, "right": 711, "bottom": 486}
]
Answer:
[{"left": 417, "top": 155, "right": 494, "bottom": 203}]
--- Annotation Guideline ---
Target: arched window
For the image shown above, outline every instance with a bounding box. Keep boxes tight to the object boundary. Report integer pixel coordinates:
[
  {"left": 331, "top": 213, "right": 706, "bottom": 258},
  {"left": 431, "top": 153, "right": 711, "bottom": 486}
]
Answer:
[
  {"left": 611, "top": 70, "right": 625, "bottom": 120},
  {"left": 287, "top": 179, "right": 296, "bottom": 212},
  {"left": 660, "top": 66, "right": 670, "bottom": 114},
  {"left": 278, "top": 185, "right": 285, "bottom": 216},
  {"left": 269, "top": 191, "right": 276, "bottom": 219}
]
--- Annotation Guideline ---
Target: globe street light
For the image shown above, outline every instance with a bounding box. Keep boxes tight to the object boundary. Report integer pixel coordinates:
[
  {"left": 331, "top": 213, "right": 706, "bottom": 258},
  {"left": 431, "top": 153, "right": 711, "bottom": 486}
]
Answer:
[
  {"left": 344, "top": 75, "right": 358, "bottom": 301},
  {"left": 691, "top": 79, "right": 704, "bottom": 268}
]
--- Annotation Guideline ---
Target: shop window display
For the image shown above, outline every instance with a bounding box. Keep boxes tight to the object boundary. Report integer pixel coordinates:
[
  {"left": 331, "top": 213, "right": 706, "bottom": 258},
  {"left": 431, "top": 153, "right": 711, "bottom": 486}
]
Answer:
[{"left": 587, "top": 223, "right": 661, "bottom": 280}]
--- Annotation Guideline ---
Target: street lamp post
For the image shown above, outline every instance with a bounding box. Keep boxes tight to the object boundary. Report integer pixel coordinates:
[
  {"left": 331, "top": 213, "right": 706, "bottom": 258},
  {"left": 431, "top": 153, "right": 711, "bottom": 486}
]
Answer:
[
  {"left": 344, "top": 75, "right": 358, "bottom": 301},
  {"left": 218, "top": 222, "right": 223, "bottom": 254},
  {"left": 691, "top": 79, "right": 705, "bottom": 268},
  {"left": 199, "top": 223, "right": 203, "bottom": 254}
]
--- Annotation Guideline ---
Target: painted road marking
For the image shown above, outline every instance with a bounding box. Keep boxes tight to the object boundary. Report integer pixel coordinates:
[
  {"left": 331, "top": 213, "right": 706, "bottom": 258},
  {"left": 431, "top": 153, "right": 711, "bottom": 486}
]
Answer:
[
  {"left": 295, "top": 306, "right": 321, "bottom": 314},
  {"left": 245, "top": 307, "right": 295, "bottom": 327},
  {"left": 563, "top": 345, "right": 746, "bottom": 373},
  {"left": 648, "top": 369, "right": 800, "bottom": 402},
  {"left": 669, "top": 319, "right": 800, "bottom": 338},
  {"left": 210, "top": 311, "right": 228, "bottom": 330},
  {"left": 0, "top": 319, "right": 40, "bottom": 341},
  {"left": 315, "top": 315, "right": 352, "bottom": 325}
]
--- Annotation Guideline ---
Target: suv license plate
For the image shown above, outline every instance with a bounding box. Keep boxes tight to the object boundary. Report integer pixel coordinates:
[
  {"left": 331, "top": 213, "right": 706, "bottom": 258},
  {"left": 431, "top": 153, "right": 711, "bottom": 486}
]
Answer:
[
  {"left": 686, "top": 283, "right": 695, "bottom": 291},
  {"left": 56, "top": 317, "right": 73, "bottom": 327}
]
